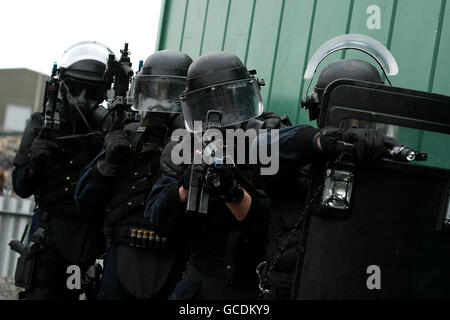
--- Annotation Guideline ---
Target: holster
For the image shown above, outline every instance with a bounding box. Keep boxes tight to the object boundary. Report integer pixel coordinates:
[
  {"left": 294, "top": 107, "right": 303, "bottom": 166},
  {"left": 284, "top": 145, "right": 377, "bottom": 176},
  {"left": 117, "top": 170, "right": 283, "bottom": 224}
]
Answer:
[
  {"left": 9, "top": 211, "right": 49, "bottom": 294},
  {"left": 9, "top": 240, "right": 41, "bottom": 292}
]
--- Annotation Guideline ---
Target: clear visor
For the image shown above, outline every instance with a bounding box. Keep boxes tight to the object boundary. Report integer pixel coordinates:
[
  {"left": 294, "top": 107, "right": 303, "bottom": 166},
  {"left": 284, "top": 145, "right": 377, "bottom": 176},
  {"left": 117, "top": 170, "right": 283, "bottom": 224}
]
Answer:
[
  {"left": 181, "top": 79, "right": 264, "bottom": 132},
  {"left": 132, "top": 75, "right": 186, "bottom": 113},
  {"left": 60, "top": 41, "right": 114, "bottom": 68},
  {"left": 304, "top": 34, "right": 398, "bottom": 79}
]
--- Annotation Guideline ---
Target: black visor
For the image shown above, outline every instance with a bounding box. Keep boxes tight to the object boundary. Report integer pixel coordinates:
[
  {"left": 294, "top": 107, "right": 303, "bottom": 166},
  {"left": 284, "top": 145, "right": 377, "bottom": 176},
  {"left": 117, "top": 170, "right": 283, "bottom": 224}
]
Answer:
[
  {"left": 63, "top": 77, "right": 106, "bottom": 102},
  {"left": 132, "top": 75, "right": 186, "bottom": 113}
]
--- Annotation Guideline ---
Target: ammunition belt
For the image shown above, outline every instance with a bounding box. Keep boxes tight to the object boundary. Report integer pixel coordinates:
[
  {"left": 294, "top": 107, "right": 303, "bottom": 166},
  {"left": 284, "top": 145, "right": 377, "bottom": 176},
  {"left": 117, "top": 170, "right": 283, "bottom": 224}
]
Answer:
[
  {"left": 129, "top": 227, "right": 168, "bottom": 250},
  {"left": 105, "top": 225, "right": 169, "bottom": 250}
]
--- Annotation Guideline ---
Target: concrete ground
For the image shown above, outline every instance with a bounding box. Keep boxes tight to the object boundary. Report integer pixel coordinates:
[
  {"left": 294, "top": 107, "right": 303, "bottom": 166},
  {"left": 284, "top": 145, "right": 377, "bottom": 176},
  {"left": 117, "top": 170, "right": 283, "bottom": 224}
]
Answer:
[{"left": 0, "top": 277, "right": 22, "bottom": 300}]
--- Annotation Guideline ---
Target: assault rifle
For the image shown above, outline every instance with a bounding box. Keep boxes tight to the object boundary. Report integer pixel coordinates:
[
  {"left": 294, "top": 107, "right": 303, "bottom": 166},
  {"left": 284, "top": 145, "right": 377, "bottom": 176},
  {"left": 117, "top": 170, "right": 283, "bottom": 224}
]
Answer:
[
  {"left": 186, "top": 111, "right": 235, "bottom": 214},
  {"left": 41, "top": 62, "right": 60, "bottom": 138},
  {"left": 104, "top": 43, "right": 135, "bottom": 130}
]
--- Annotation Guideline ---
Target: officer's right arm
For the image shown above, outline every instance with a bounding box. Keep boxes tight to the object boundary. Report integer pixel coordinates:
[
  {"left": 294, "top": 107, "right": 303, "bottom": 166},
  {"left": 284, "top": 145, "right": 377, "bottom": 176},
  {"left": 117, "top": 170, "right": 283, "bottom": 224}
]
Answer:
[
  {"left": 149, "top": 139, "right": 190, "bottom": 231},
  {"left": 145, "top": 173, "right": 187, "bottom": 236},
  {"left": 12, "top": 113, "right": 43, "bottom": 198},
  {"left": 253, "top": 125, "right": 321, "bottom": 181},
  {"left": 74, "top": 151, "right": 115, "bottom": 212},
  {"left": 75, "top": 128, "right": 134, "bottom": 212}
]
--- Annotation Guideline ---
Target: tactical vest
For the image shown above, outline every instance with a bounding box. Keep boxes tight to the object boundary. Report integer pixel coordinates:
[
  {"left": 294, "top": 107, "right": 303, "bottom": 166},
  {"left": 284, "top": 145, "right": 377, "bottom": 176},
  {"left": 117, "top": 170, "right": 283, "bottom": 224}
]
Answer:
[
  {"left": 38, "top": 131, "right": 106, "bottom": 264},
  {"left": 12, "top": 107, "right": 110, "bottom": 264},
  {"left": 101, "top": 128, "right": 185, "bottom": 298},
  {"left": 103, "top": 146, "right": 165, "bottom": 249},
  {"left": 189, "top": 199, "right": 265, "bottom": 286},
  {"left": 38, "top": 134, "right": 103, "bottom": 214},
  {"left": 187, "top": 112, "right": 291, "bottom": 286}
]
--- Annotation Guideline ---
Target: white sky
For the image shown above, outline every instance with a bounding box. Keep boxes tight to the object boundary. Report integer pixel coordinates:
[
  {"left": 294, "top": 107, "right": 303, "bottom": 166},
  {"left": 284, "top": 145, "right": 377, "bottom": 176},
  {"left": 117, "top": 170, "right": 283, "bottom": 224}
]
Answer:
[{"left": 0, "top": 0, "right": 162, "bottom": 75}]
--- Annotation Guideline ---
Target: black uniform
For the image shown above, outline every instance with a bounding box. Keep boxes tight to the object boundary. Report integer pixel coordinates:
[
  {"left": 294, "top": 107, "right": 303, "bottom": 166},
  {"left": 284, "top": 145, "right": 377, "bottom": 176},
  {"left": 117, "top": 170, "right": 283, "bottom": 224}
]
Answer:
[
  {"left": 146, "top": 113, "right": 288, "bottom": 300},
  {"left": 13, "top": 106, "right": 110, "bottom": 299},
  {"left": 258, "top": 58, "right": 396, "bottom": 299},
  {"left": 12, "top": 40, "right": 115, "bottom": 300},
  {"left": 75, "top": 117, "right": 187, "bottom": 299},
  {"left": 75, "top": 49, "right": 194, "bottom": 299},
  {"left": 256, "top": 125, "right": 321, "bottom": 299}
]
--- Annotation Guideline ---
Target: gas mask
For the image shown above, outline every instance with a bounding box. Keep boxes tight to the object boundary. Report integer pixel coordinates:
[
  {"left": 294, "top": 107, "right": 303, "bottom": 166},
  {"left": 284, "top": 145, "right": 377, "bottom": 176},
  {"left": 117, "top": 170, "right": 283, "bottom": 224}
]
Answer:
[{"left": 60, "top": 76, "right": 106, "bottom": 124}]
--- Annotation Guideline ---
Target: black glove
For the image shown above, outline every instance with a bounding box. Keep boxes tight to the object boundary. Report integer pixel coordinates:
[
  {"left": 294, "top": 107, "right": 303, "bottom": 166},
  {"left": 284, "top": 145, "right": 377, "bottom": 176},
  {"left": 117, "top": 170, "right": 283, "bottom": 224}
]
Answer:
[
  {"left": 182, "top": 164, "right": 244, "bottom": 202},
  {"left": 104, "top": 130, "right": 132, "bottom": 166},
  {"left": 97, "top": 130, "right": 132, "bottom": 176},
  {"left": 382, "top": 136, "right": 403, "bottom": 149},
  {"left": 216, "top": 166, "right": 244, "bottom": 203},
  {"left": 201, "top": 165, "right": 244, "bottom": 202},
  {"left": 29, "top": 137, "right": 60, "bottom": 171},
  {"left": 317, "top": 127, "right": 385, "bottom": 163},
  {"left": 180, "top": 164, "right": 206, "bottom": 190}
]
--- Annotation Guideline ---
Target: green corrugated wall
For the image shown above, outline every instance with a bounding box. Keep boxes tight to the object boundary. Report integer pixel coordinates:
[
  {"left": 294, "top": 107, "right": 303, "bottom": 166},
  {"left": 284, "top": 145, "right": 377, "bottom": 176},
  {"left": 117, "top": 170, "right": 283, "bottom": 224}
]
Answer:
[{"left": 156, "top": 0, "right": 450, "bottom": 168}]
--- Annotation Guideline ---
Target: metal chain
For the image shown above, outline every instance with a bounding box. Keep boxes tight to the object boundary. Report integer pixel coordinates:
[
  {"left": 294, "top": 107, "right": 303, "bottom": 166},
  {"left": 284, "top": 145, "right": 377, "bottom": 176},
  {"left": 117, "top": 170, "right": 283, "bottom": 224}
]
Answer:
[{"left": 257, "top": 152, "right": 347, "bottom": 296}]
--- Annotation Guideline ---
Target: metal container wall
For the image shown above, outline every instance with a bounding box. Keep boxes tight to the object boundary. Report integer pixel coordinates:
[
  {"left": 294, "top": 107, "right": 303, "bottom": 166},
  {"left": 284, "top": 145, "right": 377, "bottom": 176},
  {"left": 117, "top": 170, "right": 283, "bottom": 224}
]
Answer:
[{"left": 156, "top": 0, "right": 450, "bottom": 168}]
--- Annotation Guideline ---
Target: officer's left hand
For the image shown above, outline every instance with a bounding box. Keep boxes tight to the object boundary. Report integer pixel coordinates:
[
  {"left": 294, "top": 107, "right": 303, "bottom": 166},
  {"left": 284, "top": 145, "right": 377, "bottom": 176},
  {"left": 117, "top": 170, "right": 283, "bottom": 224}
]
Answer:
[
  {"left": 213, "top": 166, "right": 244, "bottom": 203},
  {"left": 340, "top": 128, "right": 385, "bottom": 162},
  {"left": 318, "top": 127, "right": 388, "bottom": 163},
  {"left": 104, "top": 130, "right": 132, "bottom": 166},
  {"left": 97, "top": 130, "right": 132, "bottom": 177},
  {"left": 180, "top": 164, "right": 207, "bottom": 191},
  {"left": 29, "top": 137, "right": 60, "bottom": 172}
]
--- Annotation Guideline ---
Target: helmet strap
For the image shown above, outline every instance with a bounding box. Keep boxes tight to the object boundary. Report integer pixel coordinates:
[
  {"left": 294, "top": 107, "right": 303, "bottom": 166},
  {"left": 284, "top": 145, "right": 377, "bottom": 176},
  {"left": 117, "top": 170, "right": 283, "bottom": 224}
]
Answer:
[{"left": 60, "top": 80, "right": 102, "bottom": 144}]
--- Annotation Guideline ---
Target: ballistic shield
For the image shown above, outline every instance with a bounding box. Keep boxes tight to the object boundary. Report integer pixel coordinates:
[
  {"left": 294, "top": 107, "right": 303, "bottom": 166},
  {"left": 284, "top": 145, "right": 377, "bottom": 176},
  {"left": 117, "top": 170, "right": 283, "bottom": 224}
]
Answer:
[{"left": 293, "top": 79, "right": 450, "bottom": 299}]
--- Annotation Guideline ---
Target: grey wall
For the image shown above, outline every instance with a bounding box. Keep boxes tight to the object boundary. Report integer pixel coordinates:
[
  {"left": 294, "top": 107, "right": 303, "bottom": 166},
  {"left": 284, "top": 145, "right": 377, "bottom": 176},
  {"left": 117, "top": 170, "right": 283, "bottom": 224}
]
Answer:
[{"left": 0, "top": 69, "right": 47, "bottom": 133}]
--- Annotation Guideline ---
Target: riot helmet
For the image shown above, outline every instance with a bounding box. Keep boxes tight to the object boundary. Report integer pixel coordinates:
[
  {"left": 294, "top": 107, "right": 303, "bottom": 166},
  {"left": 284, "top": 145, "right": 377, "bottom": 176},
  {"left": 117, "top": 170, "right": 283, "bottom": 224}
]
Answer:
[
  {"left": 59, "top": 41, "right": 113, "bottom": 119},
  {"left": 132, "top": 50, "right": 193, "bottom": 115},
  {"left": 180, "top": 51, "right": 265, "bottom": 132},
  {"left": 301, "top": 34, "right": 398, "bottom": 121},
  {"left": 303, "top": 59, "right": 384, "bottom": 121}
]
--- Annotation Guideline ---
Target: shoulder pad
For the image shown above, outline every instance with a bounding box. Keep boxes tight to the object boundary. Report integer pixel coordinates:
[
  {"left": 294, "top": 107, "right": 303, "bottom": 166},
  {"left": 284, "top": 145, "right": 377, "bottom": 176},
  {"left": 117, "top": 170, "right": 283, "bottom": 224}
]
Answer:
[
  {"left": 31, "top": 112, "right": 44, "bottom": 122},
  {"left": 257, "top": 111, "right": 292, "bottom": 129},
  {"left": 245, "top": 118, "right": 265, "bottom": 130},
  {"left": 25, "top": 112, "right": 44, "bottom": 134},
  {"left": 13, "top": 113, "right": 44, "bottom": 167},
  {"left": 279, "top": 115, "right": 292, "bottom": 128}
]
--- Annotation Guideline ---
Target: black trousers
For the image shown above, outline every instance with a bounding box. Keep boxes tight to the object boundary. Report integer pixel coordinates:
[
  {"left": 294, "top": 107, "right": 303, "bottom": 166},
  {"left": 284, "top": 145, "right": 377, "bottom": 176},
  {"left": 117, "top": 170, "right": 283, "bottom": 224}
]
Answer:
[
  {"left": 170, "top": 263, "right": 259, "bottom": 300},
  {"left": 23, "top": 245, "right": 92, "bottom": 300},
  {"left": 20, "top": 211, "right": 92, "bottom": 300}
]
